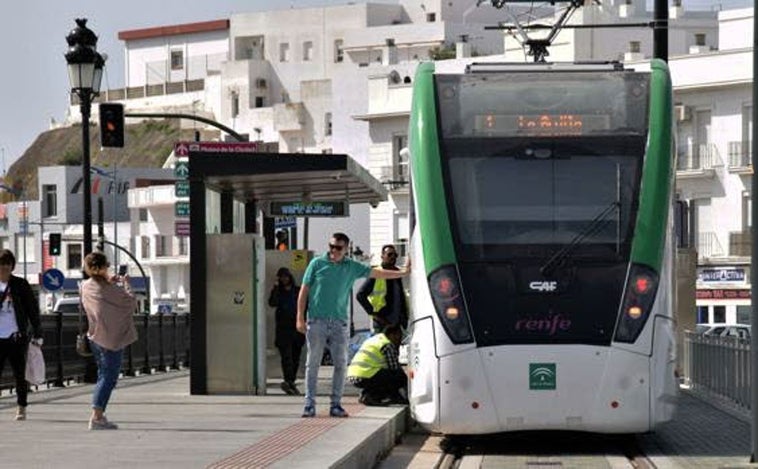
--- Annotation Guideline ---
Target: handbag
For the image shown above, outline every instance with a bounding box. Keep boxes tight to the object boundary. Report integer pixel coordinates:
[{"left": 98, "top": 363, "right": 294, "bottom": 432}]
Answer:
[
  {"left": 76, "top": 283, "right": 93, "bottom": 357},
  {"left": 25, "top": 343, "right": 46, "bottom": 385}
]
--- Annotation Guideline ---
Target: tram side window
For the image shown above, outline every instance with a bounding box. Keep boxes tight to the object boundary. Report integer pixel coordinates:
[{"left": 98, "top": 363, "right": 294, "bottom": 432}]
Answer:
[
  {"left": 713, "top": 305, "right": 726, "bottom": 323},
  {"left": 696, "top": 306, "right": 708, "bottom": 324}
]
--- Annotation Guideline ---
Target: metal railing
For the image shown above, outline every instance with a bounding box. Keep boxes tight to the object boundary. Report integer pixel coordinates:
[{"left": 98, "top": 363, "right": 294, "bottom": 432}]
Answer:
[
  {"left": 0, "top": 313, "right": 190, "bottom": 392},
  {"left": 728, "top": 140, "right": 753, "bottom": 170},
  {"left": 697, "top": 231, "right": 725, "bottom": 259},
  {"left": 683, "top": 331, "right": 751, "bottom": 415},
  {"left": 676, "top": 142, "right": 723, "bottom": 172}
]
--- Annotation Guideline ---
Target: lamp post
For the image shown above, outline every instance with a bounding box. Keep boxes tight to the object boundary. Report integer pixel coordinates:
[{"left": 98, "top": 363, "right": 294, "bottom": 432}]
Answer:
[
  {"left": 65, "top": 18, "right": 106, "bottom": 262},
  {"left": 91, "top": 165, "right": 118, "bottom": 266}
]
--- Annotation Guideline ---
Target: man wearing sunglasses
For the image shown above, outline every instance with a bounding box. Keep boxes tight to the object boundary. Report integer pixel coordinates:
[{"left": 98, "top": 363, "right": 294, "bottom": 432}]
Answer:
[
  {"left": 356, "top": 244, "right": 408, "bottom": 334},
  {"left": 296, "top": 233, "right": 410, "bottom": 418}
]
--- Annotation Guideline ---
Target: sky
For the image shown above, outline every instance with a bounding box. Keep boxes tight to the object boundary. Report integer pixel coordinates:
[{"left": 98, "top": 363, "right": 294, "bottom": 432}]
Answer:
[
  {"left": 0, "top": 0, "right": 396, "bottom": 172},
  {"left": 0, "top": 0, "right": 751, "bottom": 172}
]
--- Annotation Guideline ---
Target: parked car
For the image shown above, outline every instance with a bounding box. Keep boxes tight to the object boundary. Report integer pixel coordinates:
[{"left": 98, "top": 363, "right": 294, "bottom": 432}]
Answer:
[
  {"left": 52, "top": 297, "right": 80, "bottom": 316},
  {"left": 695, "top": 323, "right": 751, "bottom": 339}
]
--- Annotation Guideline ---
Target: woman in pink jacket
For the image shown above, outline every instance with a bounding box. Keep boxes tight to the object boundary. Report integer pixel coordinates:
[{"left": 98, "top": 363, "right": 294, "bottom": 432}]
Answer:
[{"left": 81, "top": 252, "right": 137, "bottom": 430}]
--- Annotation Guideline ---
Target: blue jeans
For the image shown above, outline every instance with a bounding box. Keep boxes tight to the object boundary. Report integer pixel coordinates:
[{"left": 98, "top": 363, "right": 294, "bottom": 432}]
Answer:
[
  {"left": 304, "top": 318, "right": 349, "bottom": 408},
  {"left": 90, "top": 341, "right": 124, "bottom": 411}
]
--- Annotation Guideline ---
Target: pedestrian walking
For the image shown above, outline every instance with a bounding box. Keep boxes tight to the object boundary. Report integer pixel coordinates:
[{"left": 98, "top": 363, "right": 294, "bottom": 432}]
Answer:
[
  {"left": 0, "top": 249, "right": 43, "bottom": 421},
  {"left": 356, "top": 244, "right": 409, "bottom": 333},
  {"left": 296, "top": 232, "right": 410, "bottom": 418},
  {"left": 269, "top": 267, "right": 305, "bottom": 395},
  {"left": 81, "top": 252, "right": 138, "bottom": 430}
]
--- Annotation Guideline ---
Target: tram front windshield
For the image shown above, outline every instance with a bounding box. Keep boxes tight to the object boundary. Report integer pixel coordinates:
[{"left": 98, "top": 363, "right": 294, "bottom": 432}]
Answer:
[{"left": 435, "top": 71, "right": 650, "bottom": 262}]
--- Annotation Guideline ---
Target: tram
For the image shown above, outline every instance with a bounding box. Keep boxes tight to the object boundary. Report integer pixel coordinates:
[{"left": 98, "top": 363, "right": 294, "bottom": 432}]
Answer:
[{"left": 406, "top": 60, "right": 678, "bottom": 434}]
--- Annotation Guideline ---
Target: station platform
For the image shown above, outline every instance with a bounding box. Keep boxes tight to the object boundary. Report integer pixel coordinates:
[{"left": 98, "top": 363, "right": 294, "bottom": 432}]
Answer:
[
  {"left": 2, "top": 369, "right": 757, "bottom": 468},
  {"left": 0, "top": 370, "right": 406, "bottom": 469}
]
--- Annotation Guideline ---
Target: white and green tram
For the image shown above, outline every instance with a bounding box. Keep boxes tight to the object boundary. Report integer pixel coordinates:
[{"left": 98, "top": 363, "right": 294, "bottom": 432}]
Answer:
[{"left": 407, "top": 60, "right": 678, "bottom": 434}]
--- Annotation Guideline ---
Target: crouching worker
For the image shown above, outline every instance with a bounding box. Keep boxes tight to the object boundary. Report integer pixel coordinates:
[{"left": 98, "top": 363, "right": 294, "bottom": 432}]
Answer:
[{"left": 347, "top": 325, "right": 408, "bottom": 406}]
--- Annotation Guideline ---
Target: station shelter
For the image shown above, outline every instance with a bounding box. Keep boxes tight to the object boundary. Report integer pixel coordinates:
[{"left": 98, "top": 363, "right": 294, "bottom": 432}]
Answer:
[{"left": 184, "top": 142, "right": 387, "bottom": 395}]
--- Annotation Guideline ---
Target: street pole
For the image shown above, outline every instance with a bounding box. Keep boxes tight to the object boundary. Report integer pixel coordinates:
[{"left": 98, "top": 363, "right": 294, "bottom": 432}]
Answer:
[
  {"left": 22, "top": 199, "right": 27, "bottom": 280},
  {"left": 750, "top": 0, "right": 757, "bottom": 460},
  {"left": 113, "top": 165, "right": 118, "bottom": 267},
  {"left": 81, "top": 97, "right": 93, "bottom": 260}
]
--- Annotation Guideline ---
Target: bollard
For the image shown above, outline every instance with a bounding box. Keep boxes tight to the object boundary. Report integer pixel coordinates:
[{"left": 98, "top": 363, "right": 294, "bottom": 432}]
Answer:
[
  {"left": 158, "top": 313, "right": 166, "bottom": 372},
  {"left": 141, "top": 312, "right": 151, "bottom": 375},
  {"left": 171, "top": 314, "right": 179, "bottom": 370},
  {"left": 185, "top": 313, "right": 191, "bottom": 367},
  {"left": 53, "top": 311, "right": 65, "bottom": 387},
  {"left": 124, "top": 342, "right": 135, "bottom": 377}
]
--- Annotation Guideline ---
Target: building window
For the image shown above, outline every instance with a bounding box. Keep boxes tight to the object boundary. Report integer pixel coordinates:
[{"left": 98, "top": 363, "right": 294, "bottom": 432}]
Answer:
[
  {"left": 67, "top": 243, "right": 82, "bottom": 270},
  {"left": 696, "top": 306, "right": 708, "bottom": 324},
  {"left": 170, "top": 50, "right": 184, "bottom": 71},
  {"left": 743, "top": 104, "right": 753, "bottom": 147},
  {"left": 155, "top": 235, "right": 171, "bottom": 257},
  {"left": 743, "top": 192, "right": 752, "bottom": 231},
  {"left": 737, "top": 305, "right": 751, "bottom": 324},
  {"left": 42, "top": 184, "right": 57, "bottom": 217},
  {"left": 694, "top": 33, "right": 706, "bottom": 47},
  {"left": 325, "top": 112, "right": 332, "bottom": 136},
  {"left": 334, "top": 39, "right": 344, "bottom": 63},
  {"left": 713, "top": 305, "right": 726, "bottom": 323},
  {"left": 393, "top": 134, "right": 409, "bottom": 181},
  {"left": 426, "top": 12, "right": 436, "bottom": 22},
  {"left": 279, "top": 43, "right": 290, "bottom": 62},
  {"left": 141, "top": 236, "right": 151, "bottom": 259},
  {"left": 178, "top": 236, "right": 189, "bottom": 256},
  {"left": 628, "top": 41, "right": 641, "bottom": 53},
  {"left": 231, "top": 92, "right": 239, "bottom": 118},
  {"left": 138, "top": 208, "right": 148, "bottom": 222},
  {"left": 255, "top": 96, "right": 265, "bottom": 108},
  {"left": 303, "top": 41, "right": 314, "bottom": 61}
]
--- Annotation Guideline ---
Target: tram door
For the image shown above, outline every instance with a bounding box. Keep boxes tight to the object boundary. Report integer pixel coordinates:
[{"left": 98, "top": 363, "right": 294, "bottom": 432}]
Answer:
[{"left": 206, "top": 234, "right": 266, "bottom": 394}]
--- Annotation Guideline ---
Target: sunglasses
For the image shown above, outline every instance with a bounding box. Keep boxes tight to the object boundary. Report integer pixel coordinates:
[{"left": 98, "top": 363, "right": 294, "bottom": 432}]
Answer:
[
  {"left": 384, "top": 252, "right": 398, "bottom": 257},
  {"left": 329, "top": 244, "right": 345, "bottom": 252}
]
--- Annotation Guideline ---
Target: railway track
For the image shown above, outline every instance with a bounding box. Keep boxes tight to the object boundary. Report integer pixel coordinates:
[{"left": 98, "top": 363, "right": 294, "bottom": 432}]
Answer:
[{"left": 432, "top": 431, "right": 656, "bottom": 469}]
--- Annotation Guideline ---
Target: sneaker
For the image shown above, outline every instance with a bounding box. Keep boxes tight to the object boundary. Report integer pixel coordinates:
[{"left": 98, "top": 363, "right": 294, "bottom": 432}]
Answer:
[
  {"left": 14, "top": 406, "right": 26, "bottom": 421},
  {"left": 301, "top": 405, "right": 316, "bottom": 418},
  {"left": 329, "top": 405, "right": 349, "bottom": 418},
  {"left": 89, "top": 417, "right": 119, "bottom": 430},
  {"left": 358, "top": 393, "right": 386, "bottom": 407},
  {"left": 288, "top": 382, "right": 301, "bottom": 396},
  {"left": 280, "top": 381, "right": 296, "bottom": 395}
]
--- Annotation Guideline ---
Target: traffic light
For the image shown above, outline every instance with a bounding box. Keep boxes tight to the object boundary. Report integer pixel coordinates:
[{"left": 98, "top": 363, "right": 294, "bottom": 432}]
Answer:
[
  {"left": 99, "top": 103, "right": 125, "bottom": 148},
  {"left": 49, "top": 233, "right": 62, "bottom": 256}
]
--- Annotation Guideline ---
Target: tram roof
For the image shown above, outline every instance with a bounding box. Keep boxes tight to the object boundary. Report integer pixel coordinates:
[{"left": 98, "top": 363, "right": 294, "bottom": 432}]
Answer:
[{"left": 189, "top": 151, "right": 388, "bottom": 205}]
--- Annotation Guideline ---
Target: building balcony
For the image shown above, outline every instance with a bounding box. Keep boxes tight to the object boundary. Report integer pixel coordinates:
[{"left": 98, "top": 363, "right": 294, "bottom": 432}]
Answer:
[
  {"left": 676, "top": 143, "right": 723, "bottom": 179},
  {"left": 273, "top": 102, "right": 305, "bottom": 132},
  {"left": 727, "top": 141, "right": 753, "bottom": 174},
  {"left": 128, "top": 185, "right": 176, "bottom": 209},
  {"left": 379, "top": 164, "right": 409, "bottom": 192},
  {"left": 729, "top": 229, "right": 751, "bottom": 257},
  {"left": 697, "top": 231, "right": 725, "bottom": 261}
]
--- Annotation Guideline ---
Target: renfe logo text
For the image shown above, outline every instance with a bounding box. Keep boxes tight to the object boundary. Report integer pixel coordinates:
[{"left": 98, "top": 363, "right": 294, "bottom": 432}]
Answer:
[{"left": 515, "top": 314, "right": 571, "bottom": 335}]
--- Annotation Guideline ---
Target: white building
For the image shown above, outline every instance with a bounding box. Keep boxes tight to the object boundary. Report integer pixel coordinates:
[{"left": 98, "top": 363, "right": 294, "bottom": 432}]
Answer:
[{"left": 53, "top": 1, "right": 751, "bottom": 320}]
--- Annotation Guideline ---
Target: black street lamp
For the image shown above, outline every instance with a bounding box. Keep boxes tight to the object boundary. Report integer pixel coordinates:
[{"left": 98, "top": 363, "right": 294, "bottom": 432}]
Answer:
[{"left": 65, "top": 18, "right": 106, "bottom": 261}]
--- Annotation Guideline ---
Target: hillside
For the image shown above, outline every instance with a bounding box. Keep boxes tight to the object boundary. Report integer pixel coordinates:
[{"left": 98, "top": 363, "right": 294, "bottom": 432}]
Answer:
[{"left": 4, "top": 120, "right": 219, "bottom": 201}]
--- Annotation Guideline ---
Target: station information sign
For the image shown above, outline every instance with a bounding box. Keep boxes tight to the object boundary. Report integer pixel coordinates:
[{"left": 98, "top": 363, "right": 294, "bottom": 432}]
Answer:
[{"left": 269, "top": 201, "right": 348, "bottom": 217}]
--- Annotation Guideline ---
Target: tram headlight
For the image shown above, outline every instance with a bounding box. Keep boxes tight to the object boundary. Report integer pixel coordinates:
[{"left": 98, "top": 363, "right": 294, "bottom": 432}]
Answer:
[
  {"left": 614, "top": 263, "right": 659, "bottom": 343},
  {"left": 429, "top": 265, "right": 473, "bottom": 344}
]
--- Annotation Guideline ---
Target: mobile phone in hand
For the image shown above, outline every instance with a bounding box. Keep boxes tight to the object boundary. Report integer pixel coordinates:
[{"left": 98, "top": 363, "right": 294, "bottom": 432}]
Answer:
[{"left": 118, "top": 265, "right": 127, "bottom": 276}]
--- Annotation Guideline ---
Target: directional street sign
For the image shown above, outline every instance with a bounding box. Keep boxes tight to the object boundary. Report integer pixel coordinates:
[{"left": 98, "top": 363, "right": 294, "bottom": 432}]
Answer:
[
  {"left": 175, "top": 201, "right": 190, "bottom": 218},
  {"left": 42, "top": 268, "right": 65, "bottom": 292},
  {"left": 175, "top": 180, "right": 190, "bottom": 198},
  {"left": 175, "top": 220, "right": 191, "bottom": 236},
  {"left": 174, "top": 161, "right": 189, "bottom": 179},
  {"left": 174, "top": 142, "right": 189, "bottom": 157}
]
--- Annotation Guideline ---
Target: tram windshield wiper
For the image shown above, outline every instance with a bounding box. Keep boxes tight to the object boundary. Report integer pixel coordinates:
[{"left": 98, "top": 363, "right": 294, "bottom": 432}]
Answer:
[{"left": 539, "top": 201, "right": 620, "bottom": 277}]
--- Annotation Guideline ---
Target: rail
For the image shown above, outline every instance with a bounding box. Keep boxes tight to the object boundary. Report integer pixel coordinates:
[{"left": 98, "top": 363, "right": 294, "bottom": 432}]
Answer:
[
  {"left": 0, "top": 313, "right": 190, "bottom": 392},
  {"left": 683, "top": 331, "right": 751, "bottom": 415}
]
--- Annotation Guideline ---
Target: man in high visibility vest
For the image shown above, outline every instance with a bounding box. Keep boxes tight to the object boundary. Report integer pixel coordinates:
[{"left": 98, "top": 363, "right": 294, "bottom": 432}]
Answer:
[
  {"left": 356, "top": 244, "right": 409, "bottom": 333},
  {"left": 347, "top": 325, "right": 407, "bottom": 406}
]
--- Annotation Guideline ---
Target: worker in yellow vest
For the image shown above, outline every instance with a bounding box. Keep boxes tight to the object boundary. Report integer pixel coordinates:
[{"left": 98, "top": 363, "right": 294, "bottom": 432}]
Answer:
[
  {"left": 347, "top": 325, "right": 407, "bottom": 406},
  {"left": 356, "top": 245, "right": 408, "bottom": 334}
]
